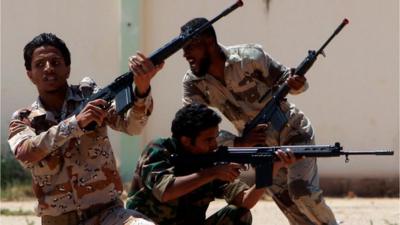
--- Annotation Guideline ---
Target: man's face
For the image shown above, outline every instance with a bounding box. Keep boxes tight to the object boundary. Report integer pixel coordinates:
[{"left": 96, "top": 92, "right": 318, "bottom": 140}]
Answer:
[
  {"left": 182, "top": 38, "right": 211, "bottom": 77},
  {"left": 27, "top": 45, "right": 70, "bottom": 93},
  {"left": 183, "top": 126, "right": 219, "bottom": 155}
]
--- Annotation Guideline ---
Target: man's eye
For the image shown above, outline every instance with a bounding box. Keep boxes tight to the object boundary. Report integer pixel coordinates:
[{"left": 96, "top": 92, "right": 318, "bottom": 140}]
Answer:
[
  {"left": 52, "top": 59, "right": 61, "bottom": 66},
  {"left": 35, "top": 62, "right": 44, "bottom": 68}
]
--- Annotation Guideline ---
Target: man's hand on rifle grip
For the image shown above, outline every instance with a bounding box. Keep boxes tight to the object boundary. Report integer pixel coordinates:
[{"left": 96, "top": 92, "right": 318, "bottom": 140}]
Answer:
[
  {"left": 76, "top": 99, "right": 109, "bottom": 129},
  {"left": 205, "top": 163, "right": 245, "bottom": 183},
  {"left": 287, "top": 74, "right": 307, "bottom": 91}
]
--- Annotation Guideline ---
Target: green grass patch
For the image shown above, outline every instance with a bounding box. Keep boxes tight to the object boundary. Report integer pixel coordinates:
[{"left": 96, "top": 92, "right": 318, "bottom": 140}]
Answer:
[
  {"left": 1, "top": 182, "right": 35, "bottom": 201},
  {"left": 0, "top": 208, "right": 35, "bottom": 216},
  {"left": 1, "top": 145, "right": 34, "bottom": 201}
]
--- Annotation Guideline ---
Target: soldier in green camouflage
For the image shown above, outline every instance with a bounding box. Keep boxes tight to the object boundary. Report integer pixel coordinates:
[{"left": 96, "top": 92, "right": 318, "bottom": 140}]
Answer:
[
  {"left": 126, "top": 103, "right": 297, "bottom": 225},
  {"left": 8, "top": 33, "right": 161, "bottom": 225},
  {"left": 180, "top": 18, "right": 338, "bottom": 225}
]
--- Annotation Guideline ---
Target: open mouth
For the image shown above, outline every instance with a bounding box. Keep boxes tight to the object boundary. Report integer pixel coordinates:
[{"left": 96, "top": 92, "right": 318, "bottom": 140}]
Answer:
[
  {"left": 45, "top": 77, "right": 55, "bottom": 81},
  {"left": 43, "top": 76, "right": 58, "bottom": 84}
]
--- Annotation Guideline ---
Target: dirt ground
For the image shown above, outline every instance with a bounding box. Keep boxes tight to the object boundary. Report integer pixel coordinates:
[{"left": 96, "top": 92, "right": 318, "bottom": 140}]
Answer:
[{"left": 0, "top": 198, "right": 399, "bottom": 225}]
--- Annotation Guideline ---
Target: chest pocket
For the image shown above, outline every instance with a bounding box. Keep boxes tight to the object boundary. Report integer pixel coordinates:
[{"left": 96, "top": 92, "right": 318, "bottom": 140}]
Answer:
[{"left": 235, "top": 69, "right": 270, "bottom": 104}]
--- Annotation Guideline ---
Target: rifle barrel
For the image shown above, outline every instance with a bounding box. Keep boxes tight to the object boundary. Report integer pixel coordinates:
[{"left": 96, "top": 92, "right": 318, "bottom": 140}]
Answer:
[
  {"left": 341, "top": 150, "right": 394, "bottom": 155},
  {"left": 149, "top": 0, "right": 243, "bottom": 65},
  {"left": 186, "top": 0, "right": 243, "bottom": 40},
  {"left": 316, "top": 18, "right": 349, "bottom": 55},
  {"left": 209, "top": 0, "right": 243, "bottom": 23}
]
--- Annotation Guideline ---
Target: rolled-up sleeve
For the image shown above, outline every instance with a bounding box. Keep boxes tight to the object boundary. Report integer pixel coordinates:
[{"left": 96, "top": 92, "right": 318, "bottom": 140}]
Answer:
[
  {"left": 139, "top": 147, "right": 176, "bottom": 202},
  {"left": 222, "top": 180, "right": 249, "bottom": 204},
  {"left": 152, "top": 174, "right": 175, "bottom": 201}
]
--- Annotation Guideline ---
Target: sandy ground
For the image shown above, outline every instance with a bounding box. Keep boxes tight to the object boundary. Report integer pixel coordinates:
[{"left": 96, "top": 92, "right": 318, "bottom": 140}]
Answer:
[{"left": 0, "top": 198, "right": 399, "bottom": 225}]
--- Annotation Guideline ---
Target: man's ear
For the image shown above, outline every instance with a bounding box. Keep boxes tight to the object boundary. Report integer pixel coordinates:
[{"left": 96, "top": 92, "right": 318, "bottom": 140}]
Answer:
[
  {"left": 26, "top": 71, "right": 35, "bottom": 84},
  {"left": 205, "top": 36, "right": 217, "bottom": 50},
  {"left": 66, "top": 66, "right": 71, "bottom": 79},
  {"left": 204, "top": 36, "right": 213, "bottom": 45},
  {"left": 180, "top": 136, "right": 191, "bottom": 148}
]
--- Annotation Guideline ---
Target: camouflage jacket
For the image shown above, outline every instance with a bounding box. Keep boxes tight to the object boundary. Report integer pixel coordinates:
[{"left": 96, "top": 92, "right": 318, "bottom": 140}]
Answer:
[
  {"left": 183, "top": 44, "right": 314, "bottom": 146},
  {"left": 126, "top": 138, "right": 249, "bottom": 225},
  {"left": 7, "top": 77, "right": 153, "bottom": 217}
]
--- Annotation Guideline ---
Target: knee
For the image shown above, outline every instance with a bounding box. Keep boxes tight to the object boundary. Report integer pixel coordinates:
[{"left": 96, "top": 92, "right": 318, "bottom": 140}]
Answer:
[
  {"left": 226, "top": 205, "right": 252, "bottom": 225},
  {"left": 130, "top": 218, "right": 155, "bottom": 225},
  {"left": 288, "top": 179, "right": 312, "bottom": 200},
  {"left": 288, "top": 180, "right": 324, "bottom": 206}
]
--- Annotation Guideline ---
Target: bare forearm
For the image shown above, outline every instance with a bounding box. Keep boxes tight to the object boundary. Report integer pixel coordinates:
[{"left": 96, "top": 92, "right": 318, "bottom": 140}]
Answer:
[
  {"left": 162, "top": 163, "right": 244, "bottom": 202},
  {"left": 239, "top": 185, "right": 265, "bottom": 209}
]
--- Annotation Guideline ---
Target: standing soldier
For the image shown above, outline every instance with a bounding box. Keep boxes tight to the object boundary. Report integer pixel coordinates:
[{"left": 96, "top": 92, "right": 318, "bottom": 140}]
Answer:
[{"left": 8, "top": 33, "right": 162, "bottom": 225}]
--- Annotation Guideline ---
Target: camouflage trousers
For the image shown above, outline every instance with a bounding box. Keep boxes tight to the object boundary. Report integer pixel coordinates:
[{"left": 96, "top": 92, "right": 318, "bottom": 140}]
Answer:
[
  {"left": 42, "top": 202, "right": 155, "bottom": 225},
  {"left": 267, "top": 157, "right": 338, "bottom": 225},
  {"left": 205, "top": 205, "right": 252, "bottom": 225}
]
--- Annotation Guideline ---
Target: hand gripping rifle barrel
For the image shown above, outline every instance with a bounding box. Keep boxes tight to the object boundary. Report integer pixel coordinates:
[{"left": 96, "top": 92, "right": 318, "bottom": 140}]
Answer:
[{"left": 74, "top": 1, "right": 243, "bottom": 130}]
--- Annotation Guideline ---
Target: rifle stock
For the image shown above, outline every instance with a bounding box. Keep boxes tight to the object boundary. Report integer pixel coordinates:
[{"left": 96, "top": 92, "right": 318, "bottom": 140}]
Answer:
[{"left": 170, "top": 142, "right": 393, "bottom": 188}]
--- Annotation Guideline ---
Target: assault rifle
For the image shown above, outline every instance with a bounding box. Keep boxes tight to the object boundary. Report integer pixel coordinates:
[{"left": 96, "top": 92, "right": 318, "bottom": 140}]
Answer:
[
  {"left": 74, "top": 0, "right": 244, "bottom": 130},
  {"left": 242, "top": 19, "right": 349, "bottom": 136},
  {"left": 170, "top": 142, "right": 393, "bottom": 188}
]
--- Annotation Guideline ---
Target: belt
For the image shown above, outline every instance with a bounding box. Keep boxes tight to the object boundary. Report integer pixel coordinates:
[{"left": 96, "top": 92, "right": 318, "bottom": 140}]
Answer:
[
  {"left": 79, "top": 199, "right": 122, "bottom": 220},
  {"left": 42, "top": 200, "right": 122, "bottom": 225}
]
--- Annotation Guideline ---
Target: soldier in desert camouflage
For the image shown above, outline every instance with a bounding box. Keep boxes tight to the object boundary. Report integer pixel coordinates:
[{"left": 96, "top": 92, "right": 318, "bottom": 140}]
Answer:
[
  {"left": 8, "top": 33, "right": 162, "bottom": 225},
  {"left": 181, "top": 18, "right": 338, "bottom": 225}
]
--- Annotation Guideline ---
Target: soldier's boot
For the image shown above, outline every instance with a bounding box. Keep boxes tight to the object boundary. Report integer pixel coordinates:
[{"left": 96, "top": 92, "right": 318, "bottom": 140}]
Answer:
[{"left": 205, "top": 204, "right": 252, "bottom": 225}]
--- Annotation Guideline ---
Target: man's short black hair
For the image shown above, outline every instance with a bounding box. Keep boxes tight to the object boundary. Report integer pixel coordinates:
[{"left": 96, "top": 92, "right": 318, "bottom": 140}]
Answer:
[
  {"left": 23, "top": 33, "right": 71, "bottom": 70},
  {"left": 171, "top": 103, "right": 221, "bottom": 142},
  {"left": 180, "top": 17, "right": 217, "bottom": 41}
]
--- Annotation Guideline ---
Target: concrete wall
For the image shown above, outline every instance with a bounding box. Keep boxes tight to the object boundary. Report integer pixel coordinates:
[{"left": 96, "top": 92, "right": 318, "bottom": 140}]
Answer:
[
  {"left": 1, "top": 0, "right": 123, "bottom": 162},
  {"left": 139, "top": 0, "right": 399, "bottom": 179},
  {"left": 1, "top": 0, "right": 399, "bottom": 182}
]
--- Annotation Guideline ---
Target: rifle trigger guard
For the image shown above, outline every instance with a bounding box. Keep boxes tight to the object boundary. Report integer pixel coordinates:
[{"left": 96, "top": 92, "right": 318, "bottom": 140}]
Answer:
[{"left": 345, "top": 154, "right": 349, "bottom": 163}]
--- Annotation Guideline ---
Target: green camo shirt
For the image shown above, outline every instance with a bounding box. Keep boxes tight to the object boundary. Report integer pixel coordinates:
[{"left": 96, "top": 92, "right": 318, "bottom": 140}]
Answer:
[{"left": 126, "top": 138, "right": 249, "bottom": 225}]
